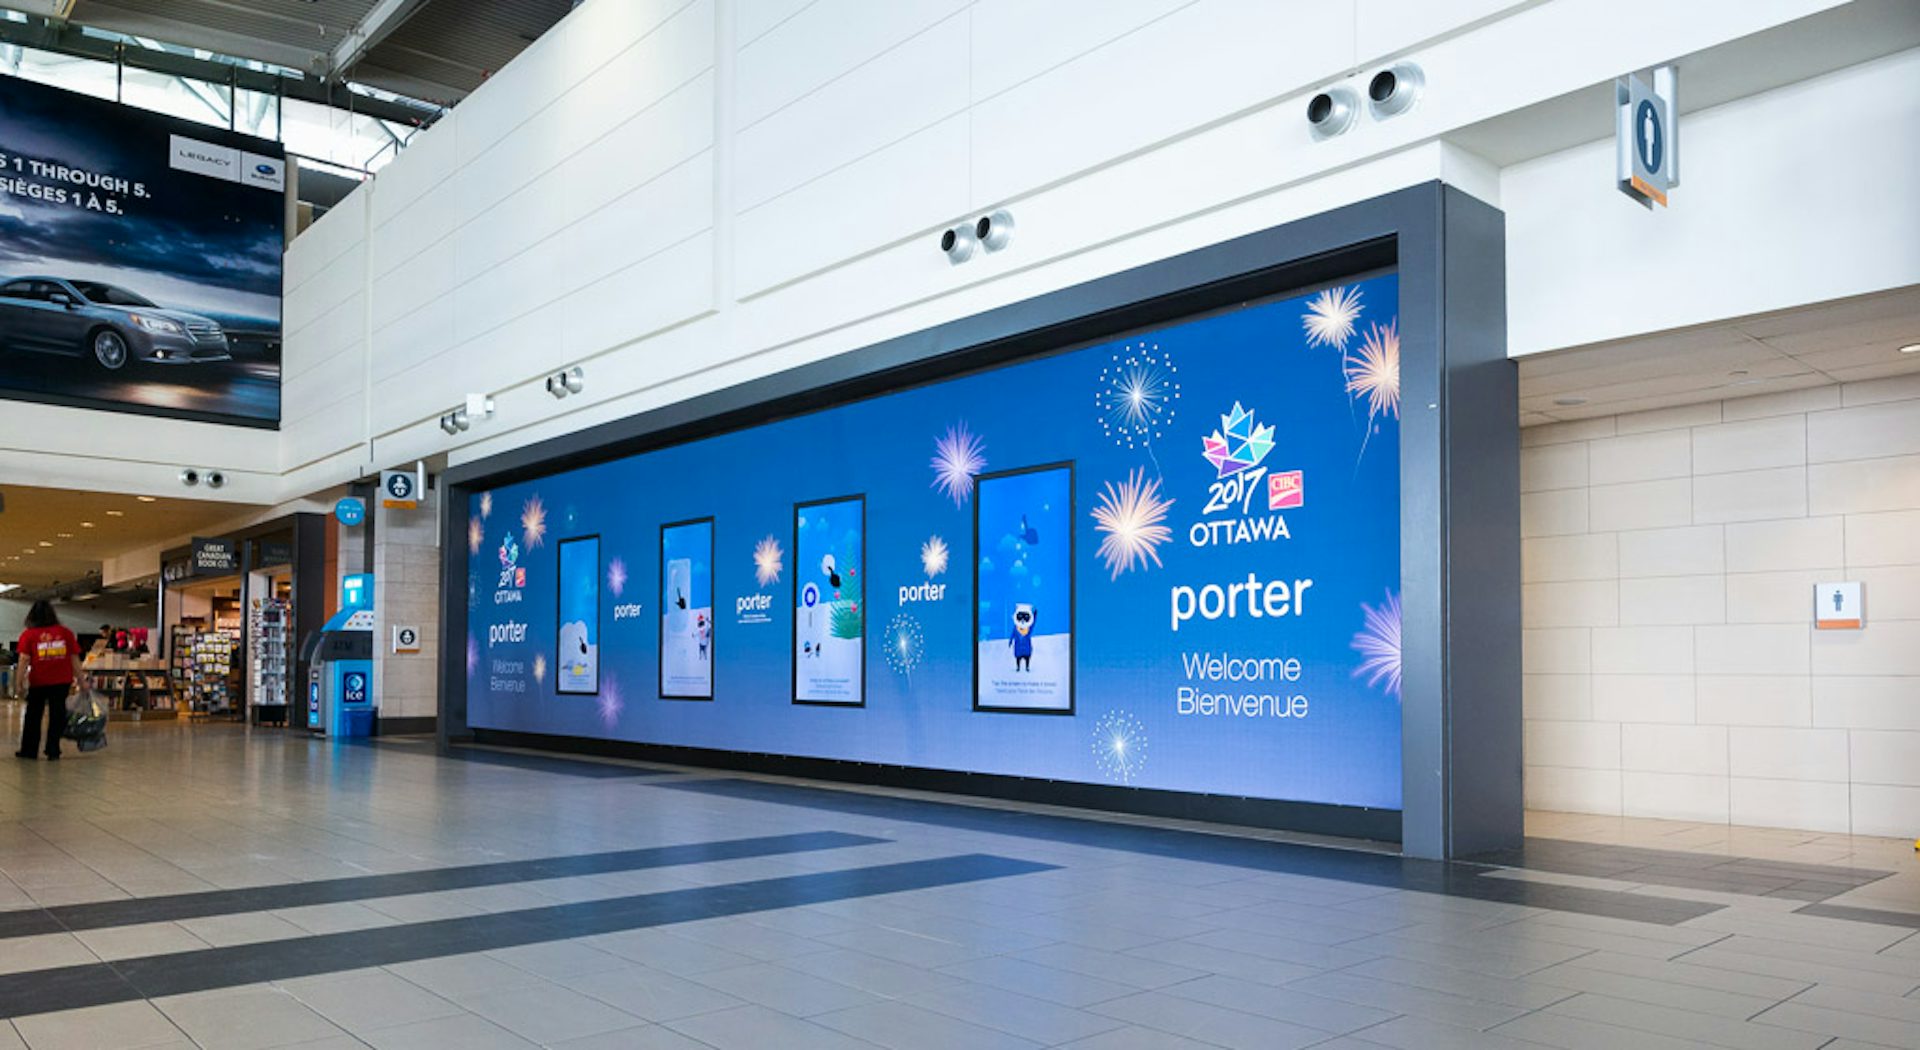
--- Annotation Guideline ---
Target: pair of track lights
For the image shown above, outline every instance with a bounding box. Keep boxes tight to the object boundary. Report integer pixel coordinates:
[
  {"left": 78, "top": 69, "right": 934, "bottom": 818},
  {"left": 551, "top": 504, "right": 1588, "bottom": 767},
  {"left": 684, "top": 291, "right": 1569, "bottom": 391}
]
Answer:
[
  {"left": 545, "top": 366, "right": 584, "bottom": 399},
  {"left": 940, "top": 209, "right": 1014, "bottom": 264},
  {"left": 440, "top": 393, "right": 495, "bottom": 435},
  {"left": 179, "top": 468, "right": 225, "bottom": 489},
  {"left": 1307, "top": 62, "right": 1425, "bottom": 140}
]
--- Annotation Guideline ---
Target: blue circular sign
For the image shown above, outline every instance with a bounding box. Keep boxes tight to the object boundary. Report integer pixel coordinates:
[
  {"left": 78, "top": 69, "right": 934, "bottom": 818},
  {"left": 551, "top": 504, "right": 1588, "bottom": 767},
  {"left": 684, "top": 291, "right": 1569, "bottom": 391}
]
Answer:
[
  {"left": 335, "top": 497, "right": 366, "bottom": 527},
  {"left": 801, "top": 582, "right": 820, "bottom": 609},
  {"left": 343, "top": 671, "right": 368, "bottom": 705},
  {"left": 1634, "top": 98, "right": 1663, "bottom": 174}
]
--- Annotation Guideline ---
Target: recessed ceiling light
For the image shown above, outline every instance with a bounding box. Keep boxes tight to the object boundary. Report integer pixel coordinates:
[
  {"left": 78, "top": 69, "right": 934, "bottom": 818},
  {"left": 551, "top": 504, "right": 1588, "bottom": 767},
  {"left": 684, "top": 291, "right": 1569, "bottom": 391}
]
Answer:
[
  {"left": 56, "top": 532, "right": 72, "bottom": 538},
  {"left": 136, "top": 496, "right": 156, "bottom": 503},
  {"left": 80, "top": 522, "right": 94, "bottom": 528},
  {"left": 1900, "top": 343, "right": 1920, "bottom": 355},
  {"left": 1554, "top": 397, "right": 1588, "bottom": 406},
  {"left": 37, "top": 541, "right": 52, "bottom": 547},
  {"left": 106, "top": 510, "right": 124, "bottom": 517}
]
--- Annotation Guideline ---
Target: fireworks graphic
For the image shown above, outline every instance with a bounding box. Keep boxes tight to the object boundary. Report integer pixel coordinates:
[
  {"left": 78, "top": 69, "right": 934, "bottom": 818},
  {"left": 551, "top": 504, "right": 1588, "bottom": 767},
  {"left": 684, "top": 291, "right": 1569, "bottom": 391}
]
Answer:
[
  {"left": 1091, "top": 468, "right": 1175, "bottom": 579},
  {"left": 920, "top": 535, "right": 949, "bottom": 578},
  {"left": 479, "top": 491, "right": 493, "bottom": 519},
  {"left": 930, "top": 424, "right": 986, "bottom": 507},
  {"left": 1095, "top": 344, "right": 1180, "bottom": 448},
  {"left": 1302, "top": 285, "right": 1364, "bottom": 349},
  {"left": 1344, "top": 321, "right": 1401, "bottom": 424},
  {"left": 1351, "top": 590, "right": 1403, "bottom": 700},
  {"left": 753, "top": 535, "right": 784, "bottom": 586},
  {"left": 608, "top": 557, "right": 628, "bottom": 598},
  {"left": 882, "top": 613, "right": 925, "bottom": 681},
  {"left": 521, "top": 495, "right": 548, "bottom": 549},
  {"left": 532, "top": 653, "right": 548, "bottom": 684},
  {"left": 467, "top": 516, "right": 484, "bottom": 555},
  {"left": 466, "top": 634, "right": 478, "bottom": 676},
  {"left": 1091, "top": 711, "right": 1149, "bottom": 783},
  {"left": 597, "top": 677, "right": 625, "bottom": 728}
]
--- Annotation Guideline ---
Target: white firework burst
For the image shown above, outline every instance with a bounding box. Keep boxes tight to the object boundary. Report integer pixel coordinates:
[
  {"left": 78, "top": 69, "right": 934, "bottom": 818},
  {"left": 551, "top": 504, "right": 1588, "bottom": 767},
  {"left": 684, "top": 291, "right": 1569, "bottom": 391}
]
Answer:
[
  {"left": 1303, "top": 285, "right": 1363, "bottom": 349},
  {"left": 478, "top": 491, "right": 493, "bottom": 519},
  {"left": 607, "top": 557, "right": 628, "bottom": 598},
  {"left": 1091, "top": 711, "right": 1149, "bottom": 783},
  {"left": 920, "top": 535, "right": 949, "bottom": 578},
  {"left": 532, "top": 653, "right": 547, "bottom": 684},
  {"left": 1094, "top": 344, "right": 1180, "bottom": 450},
  {"left": 1344, "top": 321, "right": 1401, "bottom": 423},
  {"left": 883, "top": 613, "right": 925, "bottom": 680},
  {"left": 1090, "top": 468, "right": 1175, "bottom": 579},
  {"left": 597, "top": 677, "right": 625, "bottom": 727},
  {"left": 467, "top": 516, "right": 484, "bottom": 555},
  {"left": 930, "top": 424, "right": 986, "bottom": 507},
  {"left": 466, "top": 634, "right": 478, "bottom": 676},
  {"left": 1351, "top": 591, "right": 1403, "bottom": 700},
  {"left": 521, "top": 494, "right": 547, "bottom": 549},
  {"left": 753, "top": 535, "right": 784, "bottom": 586}
]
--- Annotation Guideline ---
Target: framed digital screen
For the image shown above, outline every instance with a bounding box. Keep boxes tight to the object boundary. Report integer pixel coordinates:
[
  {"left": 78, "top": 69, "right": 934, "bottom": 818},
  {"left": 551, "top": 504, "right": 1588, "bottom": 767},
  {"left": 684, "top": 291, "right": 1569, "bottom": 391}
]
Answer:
[
  {"left": 975, "top": 463, "right": 1074, "bottom": 713},
  {"left": 555, "top": 535, "right": 599, "bottom": 695},
  {"left": 660, "top": 518, "right": 714, "bottom": 699},
  {"left": 464, "top": 272, "right": 1405, "bottom": 811},
  {"left": 794, "top": 496, "right": 864, "bottom": 705}
]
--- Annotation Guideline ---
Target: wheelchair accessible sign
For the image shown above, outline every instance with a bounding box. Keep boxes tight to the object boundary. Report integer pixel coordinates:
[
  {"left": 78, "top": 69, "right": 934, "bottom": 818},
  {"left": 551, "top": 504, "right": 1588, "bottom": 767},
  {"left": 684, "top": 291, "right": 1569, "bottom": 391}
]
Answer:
[{"left": 1617, "top": 66, "right": 1678, "bottom": 208}]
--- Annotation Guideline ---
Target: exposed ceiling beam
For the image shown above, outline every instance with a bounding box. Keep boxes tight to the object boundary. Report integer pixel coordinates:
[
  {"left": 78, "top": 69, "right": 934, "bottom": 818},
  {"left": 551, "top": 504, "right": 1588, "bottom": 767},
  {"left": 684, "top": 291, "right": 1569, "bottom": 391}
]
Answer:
[{"left": 330, "top": 0, "right": 429, "bottom": 80}]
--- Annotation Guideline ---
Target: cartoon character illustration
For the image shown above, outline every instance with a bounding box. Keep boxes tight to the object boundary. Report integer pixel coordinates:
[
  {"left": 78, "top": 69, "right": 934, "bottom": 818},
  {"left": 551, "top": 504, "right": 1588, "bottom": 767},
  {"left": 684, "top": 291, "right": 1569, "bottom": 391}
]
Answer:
[
  {"left": 1018, "top": 515, "right": 1040, "bottom": 545},
  {"left": 822, "top": 553, "right": 843, "bottom": 590},
  {"left": 1009, "top": 603, "right": 1036, "bottom": 672},
  {"left": 675, "top": 587, "right": 687, "bottom": 611},
  {"left": 697, "top": 614, "right": 709, "bottom": 660},
  {"left": 559, "top": 620, "right": 593, "bottom": 678},
  {"left": 800, "top": 582, "right": 823, "bottom": 658}
]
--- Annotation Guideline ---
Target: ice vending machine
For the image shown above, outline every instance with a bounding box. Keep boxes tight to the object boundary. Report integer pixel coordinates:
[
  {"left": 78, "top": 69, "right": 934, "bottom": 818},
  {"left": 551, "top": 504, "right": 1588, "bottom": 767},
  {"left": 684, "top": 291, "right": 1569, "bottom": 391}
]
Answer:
[{"left": 302, "top": 573, "right": 374, "bottom": 737}]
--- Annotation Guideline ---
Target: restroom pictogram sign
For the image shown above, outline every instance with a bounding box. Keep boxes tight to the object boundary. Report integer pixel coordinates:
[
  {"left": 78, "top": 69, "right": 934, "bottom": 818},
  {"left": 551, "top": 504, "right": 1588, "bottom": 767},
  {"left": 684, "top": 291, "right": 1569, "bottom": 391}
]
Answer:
[{"left": 1814, "top": 582, "right": 1863, "bottom": 630}]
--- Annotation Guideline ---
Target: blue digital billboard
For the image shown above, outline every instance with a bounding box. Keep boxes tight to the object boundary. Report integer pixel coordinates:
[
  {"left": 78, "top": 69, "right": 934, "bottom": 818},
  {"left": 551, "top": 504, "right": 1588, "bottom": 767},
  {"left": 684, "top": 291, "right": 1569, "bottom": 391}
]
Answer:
[{"left": 465, "top": 274, "right": 1404, "bottom": 809}]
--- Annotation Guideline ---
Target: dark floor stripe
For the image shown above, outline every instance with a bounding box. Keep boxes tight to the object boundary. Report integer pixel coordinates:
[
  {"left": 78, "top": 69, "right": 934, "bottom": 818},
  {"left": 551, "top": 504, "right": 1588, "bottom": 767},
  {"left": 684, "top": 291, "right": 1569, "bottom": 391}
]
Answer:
[
  {"left": 0, "top": 853, "right": 1054, "bottom": 1019},
  {"left": 347, "top": 740, "right": 671, "bottom": 778},
  {"left": 1795, "top": 901, "right": 1920, "bottom": 928},
  {"left": 0, "top": 831, "right": 882, "bottom": 941},
  {"left": 658, "top": 778, "right": 1723, "bottom": 926},
  {"left": 1467, "top": 837, "right": 1894, "bottom": 902}
]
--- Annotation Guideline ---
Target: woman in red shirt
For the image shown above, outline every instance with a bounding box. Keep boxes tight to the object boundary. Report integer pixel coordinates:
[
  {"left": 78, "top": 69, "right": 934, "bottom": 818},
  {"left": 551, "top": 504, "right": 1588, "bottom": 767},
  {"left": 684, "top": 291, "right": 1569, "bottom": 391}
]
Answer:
[{"left": 16, "top": 600, "right": 82, "bottom": 761}]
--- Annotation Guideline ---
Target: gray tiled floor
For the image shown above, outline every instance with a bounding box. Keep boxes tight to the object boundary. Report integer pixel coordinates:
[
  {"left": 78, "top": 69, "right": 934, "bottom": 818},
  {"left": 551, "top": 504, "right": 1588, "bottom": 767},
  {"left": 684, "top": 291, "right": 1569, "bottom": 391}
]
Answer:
[{"left": 3, "top": 716, "right": 1918, "bottom": 1049}]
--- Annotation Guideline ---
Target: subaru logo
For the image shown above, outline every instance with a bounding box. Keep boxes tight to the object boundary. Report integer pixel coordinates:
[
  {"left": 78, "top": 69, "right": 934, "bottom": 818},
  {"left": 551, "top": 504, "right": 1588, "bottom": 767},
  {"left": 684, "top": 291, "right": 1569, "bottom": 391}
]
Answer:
[{"left": 255, "top": 163, "right": 276, "bottom": 175}]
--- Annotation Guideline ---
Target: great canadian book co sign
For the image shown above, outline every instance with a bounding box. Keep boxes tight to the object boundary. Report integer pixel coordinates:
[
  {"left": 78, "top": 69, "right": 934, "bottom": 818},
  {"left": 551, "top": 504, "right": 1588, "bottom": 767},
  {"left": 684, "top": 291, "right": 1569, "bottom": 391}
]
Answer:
[{"left": 163, "top": 537, "right": 237, "bottom": 582}]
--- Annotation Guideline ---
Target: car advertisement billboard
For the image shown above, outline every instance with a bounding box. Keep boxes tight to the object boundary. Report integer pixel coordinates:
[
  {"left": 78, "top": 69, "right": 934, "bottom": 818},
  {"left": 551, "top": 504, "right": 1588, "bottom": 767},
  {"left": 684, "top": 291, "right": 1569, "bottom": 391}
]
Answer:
[
  {"left": 0, "top": 74, "right": 284, "bottom": 426},
  {"left": 463, "top": 273, "right": 1404, "bottom": 811}
]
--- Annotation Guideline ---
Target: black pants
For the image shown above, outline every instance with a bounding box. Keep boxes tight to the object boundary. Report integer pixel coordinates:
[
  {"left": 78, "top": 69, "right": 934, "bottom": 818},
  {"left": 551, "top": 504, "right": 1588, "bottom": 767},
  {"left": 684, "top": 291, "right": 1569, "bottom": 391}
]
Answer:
[{"left": 19, "top": 682, "right": 70, "bottom": 758}]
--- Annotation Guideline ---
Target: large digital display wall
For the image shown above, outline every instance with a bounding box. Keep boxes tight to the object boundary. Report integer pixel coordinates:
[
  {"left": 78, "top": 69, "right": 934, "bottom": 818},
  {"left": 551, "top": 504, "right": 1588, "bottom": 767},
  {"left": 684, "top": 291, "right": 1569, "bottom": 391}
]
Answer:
[
  {"left": 0, "top": 75, "right": 285, "bottom": 426},
  {"left": 466, "top": 274, "right": 1404, "bottom": 810}
]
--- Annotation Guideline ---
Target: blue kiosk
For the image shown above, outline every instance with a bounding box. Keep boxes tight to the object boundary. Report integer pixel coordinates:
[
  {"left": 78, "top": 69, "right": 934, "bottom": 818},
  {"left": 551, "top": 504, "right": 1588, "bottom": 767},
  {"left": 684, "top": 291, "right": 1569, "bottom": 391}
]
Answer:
[{"left": 303, "top": 573, "right": 375, "bottom": 737}]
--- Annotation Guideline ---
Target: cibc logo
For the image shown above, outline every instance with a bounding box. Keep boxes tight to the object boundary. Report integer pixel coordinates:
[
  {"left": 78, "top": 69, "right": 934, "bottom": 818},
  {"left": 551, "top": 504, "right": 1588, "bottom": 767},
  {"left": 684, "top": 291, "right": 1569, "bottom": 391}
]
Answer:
[{"left": 495, "top": 533, "right": 525, "bottom": 604}]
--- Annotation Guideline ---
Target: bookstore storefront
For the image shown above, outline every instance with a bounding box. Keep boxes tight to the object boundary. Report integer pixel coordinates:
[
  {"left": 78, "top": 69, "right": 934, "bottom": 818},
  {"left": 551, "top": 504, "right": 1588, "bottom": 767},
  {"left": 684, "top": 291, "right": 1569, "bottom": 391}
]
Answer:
[{"left": 151, "top": 515, "right": 328, "bottom": 727}]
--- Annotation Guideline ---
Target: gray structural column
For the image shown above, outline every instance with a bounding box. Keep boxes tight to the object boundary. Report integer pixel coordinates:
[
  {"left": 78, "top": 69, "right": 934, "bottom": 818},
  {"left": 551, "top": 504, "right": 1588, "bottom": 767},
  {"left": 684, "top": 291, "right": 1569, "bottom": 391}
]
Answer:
[{"left": 1398, "top": 187, "right": 1520, "bottom": 860}]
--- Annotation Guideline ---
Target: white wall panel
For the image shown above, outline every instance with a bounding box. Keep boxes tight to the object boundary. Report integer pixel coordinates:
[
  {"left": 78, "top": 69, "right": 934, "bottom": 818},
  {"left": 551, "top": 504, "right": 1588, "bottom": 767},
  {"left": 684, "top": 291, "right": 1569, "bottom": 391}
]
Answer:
[
  {"left": 736, "top": 115, "right": 969, "bottom": 295},
  {"left": 970, "top": 0, "right": 1356, "bottom": 207},
  {"left": 970, "top": 0, "right": 1195, "bottom": 102},
  {"left": 735, "top": 0, "right": 967, "bottom": 128},
  {"left": 1505, "top": 48, "right": 1920, "bottom": 357},
  {"left": 1355, "top": 0, "right": 1530, "bottom": 57},
  {"left": 736, "top": 14, "right": 969, "bottom": 210}
]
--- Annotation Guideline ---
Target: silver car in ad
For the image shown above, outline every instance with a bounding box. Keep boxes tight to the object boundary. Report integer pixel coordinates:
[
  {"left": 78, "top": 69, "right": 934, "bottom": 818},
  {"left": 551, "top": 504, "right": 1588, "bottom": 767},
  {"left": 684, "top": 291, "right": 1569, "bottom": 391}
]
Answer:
[{"left": 0, "top": 276, "right": 232, "bottom": 370}]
